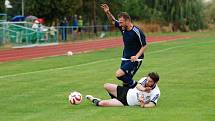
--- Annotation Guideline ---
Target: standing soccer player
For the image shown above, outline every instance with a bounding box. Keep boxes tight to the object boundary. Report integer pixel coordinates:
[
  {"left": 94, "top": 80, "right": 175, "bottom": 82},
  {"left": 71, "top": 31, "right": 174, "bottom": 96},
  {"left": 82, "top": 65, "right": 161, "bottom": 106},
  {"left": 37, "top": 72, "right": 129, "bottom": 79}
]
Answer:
[{"left": 101, "top": 4, "right": 147, "bottom": 88}]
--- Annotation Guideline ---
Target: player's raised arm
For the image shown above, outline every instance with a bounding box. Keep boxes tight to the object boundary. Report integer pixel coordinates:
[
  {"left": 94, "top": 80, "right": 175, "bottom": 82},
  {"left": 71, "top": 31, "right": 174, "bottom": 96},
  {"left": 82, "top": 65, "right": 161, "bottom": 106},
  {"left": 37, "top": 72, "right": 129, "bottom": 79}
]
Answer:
[{"left": 101, "top": 4, "right": 116, "bottom": 25}]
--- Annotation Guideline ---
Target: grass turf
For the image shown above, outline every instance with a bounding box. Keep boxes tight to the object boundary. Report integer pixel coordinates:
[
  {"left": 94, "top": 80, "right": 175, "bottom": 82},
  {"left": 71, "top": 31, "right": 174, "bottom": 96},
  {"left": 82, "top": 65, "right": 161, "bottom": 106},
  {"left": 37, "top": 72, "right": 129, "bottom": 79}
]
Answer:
[{"left": 0, "top": 35, "right": 214, "bottom": 121}]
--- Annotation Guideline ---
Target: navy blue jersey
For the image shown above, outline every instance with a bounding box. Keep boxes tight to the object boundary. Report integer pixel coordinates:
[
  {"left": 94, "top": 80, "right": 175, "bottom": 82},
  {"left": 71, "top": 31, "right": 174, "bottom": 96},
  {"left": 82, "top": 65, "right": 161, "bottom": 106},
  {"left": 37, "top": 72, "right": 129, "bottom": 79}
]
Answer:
[{"left": 115, "top": 21, "right": 146, "bottom": 59}]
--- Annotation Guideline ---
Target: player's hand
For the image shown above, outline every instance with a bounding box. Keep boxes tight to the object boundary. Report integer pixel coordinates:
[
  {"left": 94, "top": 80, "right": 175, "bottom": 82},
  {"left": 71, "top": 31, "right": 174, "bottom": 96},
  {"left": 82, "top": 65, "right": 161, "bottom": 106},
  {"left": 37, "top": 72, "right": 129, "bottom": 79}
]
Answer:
[
  {"left": 144, "top": 87, "right": 152, "bottom": 93},
  {"left": 130, "top": 56, "right": 138, "bottom": 62},
  {"left": 138, "top": 94, "right": 144, "bottom": 103},
  {"left": 101, "top": 4, "right": 109, "bottom": 13}
]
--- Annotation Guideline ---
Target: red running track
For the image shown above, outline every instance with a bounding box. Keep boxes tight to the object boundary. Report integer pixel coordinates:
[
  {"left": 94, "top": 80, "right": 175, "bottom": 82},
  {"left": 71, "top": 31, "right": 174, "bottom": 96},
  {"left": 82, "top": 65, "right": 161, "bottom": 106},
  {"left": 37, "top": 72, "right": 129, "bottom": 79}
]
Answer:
[{"left": 0, "top": 35, "right": 189, "bottom": 62}]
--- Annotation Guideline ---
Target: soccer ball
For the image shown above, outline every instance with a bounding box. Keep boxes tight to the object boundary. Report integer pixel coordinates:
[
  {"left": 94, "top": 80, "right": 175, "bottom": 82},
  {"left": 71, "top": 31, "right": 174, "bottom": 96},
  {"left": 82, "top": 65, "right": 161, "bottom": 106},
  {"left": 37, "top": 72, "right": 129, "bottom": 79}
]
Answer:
[
  {"left": 68, "top": 91, "right": 82, "bottom": 105},
  {"left": 67, "top": 51, "right": 73, "bottom": 56}
]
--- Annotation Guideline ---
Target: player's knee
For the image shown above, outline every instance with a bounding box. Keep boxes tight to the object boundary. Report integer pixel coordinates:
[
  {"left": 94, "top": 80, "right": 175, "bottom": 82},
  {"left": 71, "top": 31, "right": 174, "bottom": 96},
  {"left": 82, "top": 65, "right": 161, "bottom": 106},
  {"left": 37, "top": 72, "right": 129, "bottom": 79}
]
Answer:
[
  {"left": 115, "top": 71, "right": 120, "bottom": 78},
  {"left": 104, "top": 83, "right": 111, "bottom": 90},
  {"left": 104, "top": 83, "right": 116, "bottom": 91},
  {"left": 115, "top": 70, "right": 124, "bottom": 78},
  {"left": 116, "top": 75, "right": 125, "bottom": 81},
  {"left": 116, "top": 73, "right": 124, "bottom": 81}
]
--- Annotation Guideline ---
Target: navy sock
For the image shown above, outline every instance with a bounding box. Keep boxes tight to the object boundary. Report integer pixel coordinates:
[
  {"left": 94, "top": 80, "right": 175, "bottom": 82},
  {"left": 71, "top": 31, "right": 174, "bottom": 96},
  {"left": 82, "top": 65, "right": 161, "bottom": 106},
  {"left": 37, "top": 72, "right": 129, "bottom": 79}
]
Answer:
[
  {"left": 117, "top": 75, "right": 135, "bottom": 87},
  {"left": 92, "top": 99, "right": 100, "bottom": 106}
]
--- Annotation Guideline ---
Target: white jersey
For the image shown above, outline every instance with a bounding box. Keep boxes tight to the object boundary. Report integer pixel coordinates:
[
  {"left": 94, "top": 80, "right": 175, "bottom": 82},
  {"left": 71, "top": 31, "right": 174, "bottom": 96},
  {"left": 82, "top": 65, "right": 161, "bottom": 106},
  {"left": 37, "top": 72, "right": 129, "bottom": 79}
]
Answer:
[{"left": 126, "top": 77, "right": 160, "bottom": 106}]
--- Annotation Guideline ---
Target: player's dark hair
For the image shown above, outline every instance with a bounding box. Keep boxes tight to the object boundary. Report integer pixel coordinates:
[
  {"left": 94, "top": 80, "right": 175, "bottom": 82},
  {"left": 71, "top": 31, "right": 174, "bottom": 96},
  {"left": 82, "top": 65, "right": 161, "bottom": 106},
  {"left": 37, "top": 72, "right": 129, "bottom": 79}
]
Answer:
[
  {"left": 148, "top": 72, "right": 159, "bottom": 83},
  {"left": 118, "top": 12, "right": 131, "bottom": 21}
]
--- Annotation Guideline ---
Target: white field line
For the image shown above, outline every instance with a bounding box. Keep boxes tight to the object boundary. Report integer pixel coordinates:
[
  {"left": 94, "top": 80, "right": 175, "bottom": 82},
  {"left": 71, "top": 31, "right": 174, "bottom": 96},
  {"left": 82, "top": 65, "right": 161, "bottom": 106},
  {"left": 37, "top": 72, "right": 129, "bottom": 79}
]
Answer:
[
  {"left": 0, "top": 58, "right": 115, "bottom": 79},
  {"left": 0, "top": 41, "right": 214, "bottom": 79},
  {"left": 21, "top": 36, "right": 191, "bottom": 61}
]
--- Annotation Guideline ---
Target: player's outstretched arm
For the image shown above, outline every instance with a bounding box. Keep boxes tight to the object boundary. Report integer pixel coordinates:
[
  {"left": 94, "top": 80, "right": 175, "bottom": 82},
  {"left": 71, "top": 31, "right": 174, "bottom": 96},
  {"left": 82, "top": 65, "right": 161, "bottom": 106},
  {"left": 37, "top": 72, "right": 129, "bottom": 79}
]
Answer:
[
  {"left": 141, "top": 102, "right": 156, "bottom": 108},
  {"left": 138, "top": 94, "right": 156, "bottom": 108},
  {"left": 101, "top": 4, "right": 116, "bottom": 25}
]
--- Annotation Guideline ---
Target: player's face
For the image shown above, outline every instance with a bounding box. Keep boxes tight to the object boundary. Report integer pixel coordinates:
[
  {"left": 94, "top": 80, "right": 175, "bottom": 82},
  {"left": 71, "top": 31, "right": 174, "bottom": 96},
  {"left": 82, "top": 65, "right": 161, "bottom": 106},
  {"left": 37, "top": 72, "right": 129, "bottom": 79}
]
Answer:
[
  {"left": 146, "top": 77, "right": 155, "bottom": 87},
  {"left": 118, "top": 17, "right": 126, "bottom": 27}
]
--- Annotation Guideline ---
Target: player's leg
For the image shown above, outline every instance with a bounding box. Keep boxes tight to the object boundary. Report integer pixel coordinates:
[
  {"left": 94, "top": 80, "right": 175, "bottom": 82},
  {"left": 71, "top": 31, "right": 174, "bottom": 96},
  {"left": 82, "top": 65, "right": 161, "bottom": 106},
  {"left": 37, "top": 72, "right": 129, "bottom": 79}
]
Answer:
[
  {"left": 116, "top": 68, "right": 135, "bottom": 88},
  {"left": 116, "top": 61, "right": 137, "bottom": 88},
  {"left": 116, "top": 68, "right": 125, "bottom": 78},
  {"left": 86, "top": 95, "right": 123, "bottom": 106},
  {"left": 86, "top": 85, "right": 129, "bottom": 107},
  {"left": 124, "top": 61, "right": 142, "bottom": 87},
  {"left": 86, "top": 95, "right": 101, "bottom": 106},
  {"left": 127, "top": 61, "right": 142, "bottom": 87},
  {"left": 115, "top": 68, "right": 126, "bottom": 85},
  {"left": 131, "top": 61, "right": 142, "bottom": 78},
  {"left": 115, "top": 61, "right": 126, "bottom": 79},
  {"left": 98, "top": 99, "right": 124, "bottom": 107},
  {"left": 104, "top": 83, "right": 118, "bottom": 98},
  {"left": 116, "top": 61, "right": 141, "bottom": 88}
]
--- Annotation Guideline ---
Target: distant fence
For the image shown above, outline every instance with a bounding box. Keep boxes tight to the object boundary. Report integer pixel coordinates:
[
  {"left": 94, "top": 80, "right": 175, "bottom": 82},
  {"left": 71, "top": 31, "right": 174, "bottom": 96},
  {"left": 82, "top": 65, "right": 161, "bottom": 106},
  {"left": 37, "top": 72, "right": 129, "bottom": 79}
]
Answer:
[
  {"left": 0, "top": 22, "right": 58, "bottom": 48},
  {"left": 56, "top": 25, "right": 120, "bottom": 42},
  {"left": 0, "top": 21, "right": 121, "bottom": 48}
]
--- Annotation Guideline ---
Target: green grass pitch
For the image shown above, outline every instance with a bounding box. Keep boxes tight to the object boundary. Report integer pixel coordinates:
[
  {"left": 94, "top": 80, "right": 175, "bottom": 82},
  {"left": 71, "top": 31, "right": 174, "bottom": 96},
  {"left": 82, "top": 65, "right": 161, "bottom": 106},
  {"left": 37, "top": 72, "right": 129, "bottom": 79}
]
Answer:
[{"left": 0, "top": 35, "right": 214, "bottom": 121}]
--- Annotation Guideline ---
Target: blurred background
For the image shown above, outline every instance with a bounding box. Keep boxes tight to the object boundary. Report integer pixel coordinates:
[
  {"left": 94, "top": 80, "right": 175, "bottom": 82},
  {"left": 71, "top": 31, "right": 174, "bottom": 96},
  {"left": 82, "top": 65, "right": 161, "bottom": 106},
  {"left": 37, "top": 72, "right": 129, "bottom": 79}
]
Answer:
[{"left": 0, "top": 0, "right": 215, "bottom": 47}]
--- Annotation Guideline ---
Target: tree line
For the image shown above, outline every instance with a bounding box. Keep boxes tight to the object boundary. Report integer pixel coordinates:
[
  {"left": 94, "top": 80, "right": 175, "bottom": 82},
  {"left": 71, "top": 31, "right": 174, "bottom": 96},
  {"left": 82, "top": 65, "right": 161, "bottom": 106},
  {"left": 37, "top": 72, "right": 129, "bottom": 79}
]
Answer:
[{"left": 0, "top": 0, "right": 215, "bottom": 31}]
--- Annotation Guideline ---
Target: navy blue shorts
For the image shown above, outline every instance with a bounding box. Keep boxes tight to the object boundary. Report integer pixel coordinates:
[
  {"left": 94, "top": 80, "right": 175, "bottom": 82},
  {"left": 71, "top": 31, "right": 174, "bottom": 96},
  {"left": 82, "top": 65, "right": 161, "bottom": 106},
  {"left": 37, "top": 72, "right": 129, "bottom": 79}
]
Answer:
[{"left": 120, "top": 60, "right": 142, "bottom": 77}]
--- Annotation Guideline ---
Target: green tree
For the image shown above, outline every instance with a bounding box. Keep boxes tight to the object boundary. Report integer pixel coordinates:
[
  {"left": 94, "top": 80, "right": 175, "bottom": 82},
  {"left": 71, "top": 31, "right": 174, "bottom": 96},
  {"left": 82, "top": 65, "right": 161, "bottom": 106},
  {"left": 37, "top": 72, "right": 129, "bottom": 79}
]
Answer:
[
  {"left": 0, "top": 0, "right": 4, "bottom": 13},
  {"left": 0, "top": 0, "right": 208, "bottom": 31},
  {"left": 158, "top": 0, "right": 205, "bottom": 31},
  {"left": 123, "top": 0, "right": 205, "bottom": 31},
  {"left": 123, "top": 0, "right": 164, "bottom": 22},
  {"left": 24, "top": 0, "right": 83, "bottom": 24},
  {"left": 204, "top": 0, "right": 215, "bottom": 23}
]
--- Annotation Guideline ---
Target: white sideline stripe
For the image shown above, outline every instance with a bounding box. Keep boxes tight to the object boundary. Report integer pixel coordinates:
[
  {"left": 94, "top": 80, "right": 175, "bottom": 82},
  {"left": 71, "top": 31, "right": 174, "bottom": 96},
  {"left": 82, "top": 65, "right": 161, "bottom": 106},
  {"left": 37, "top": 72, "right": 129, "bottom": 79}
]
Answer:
[
  {"left": 12, "top": 42, "right": 59, "bottom": 49},
  {"left": 1, "top": 40, "right": 214, "bottom": 79},
  {"left": 0, "top": 58, "right": 115, "bottom": 79}
]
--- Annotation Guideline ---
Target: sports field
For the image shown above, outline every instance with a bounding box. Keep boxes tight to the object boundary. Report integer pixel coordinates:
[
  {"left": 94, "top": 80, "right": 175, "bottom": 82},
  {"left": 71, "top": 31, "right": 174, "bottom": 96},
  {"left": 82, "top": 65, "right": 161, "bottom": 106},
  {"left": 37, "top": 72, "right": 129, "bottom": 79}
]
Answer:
[{"left": 0, "top": 35, "right": 214, "bottom": 121}]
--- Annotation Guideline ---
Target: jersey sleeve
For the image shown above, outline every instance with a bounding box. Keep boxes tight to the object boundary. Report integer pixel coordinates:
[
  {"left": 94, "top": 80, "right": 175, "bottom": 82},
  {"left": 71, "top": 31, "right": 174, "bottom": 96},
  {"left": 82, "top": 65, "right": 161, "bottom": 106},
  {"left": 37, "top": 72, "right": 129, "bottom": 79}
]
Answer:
[
  {"left": 114, "top": 20, "right": 120, "bottom": 28},
  {"left": 138, "top": 77, "right": 147, "bottom": 85},
  {"left": 114, "top": 20, "right": 123, "bottom": 32},
  {"left": 139, "top": 30, "right": 146, "bottom": 46},
  {"left": 150, "top": 90, "right": 160, "bottom": 105},
  {"left": 133, "top": 27, "right": 147, "bottom": 47}
]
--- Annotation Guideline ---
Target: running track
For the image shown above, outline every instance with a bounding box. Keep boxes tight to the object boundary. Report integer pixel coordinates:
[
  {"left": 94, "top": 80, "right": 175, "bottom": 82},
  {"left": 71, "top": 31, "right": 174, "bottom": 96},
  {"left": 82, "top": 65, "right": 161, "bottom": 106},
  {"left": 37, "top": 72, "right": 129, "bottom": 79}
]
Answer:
[{"left": 0, "top": 35, "right": 190, "bottom": 62}]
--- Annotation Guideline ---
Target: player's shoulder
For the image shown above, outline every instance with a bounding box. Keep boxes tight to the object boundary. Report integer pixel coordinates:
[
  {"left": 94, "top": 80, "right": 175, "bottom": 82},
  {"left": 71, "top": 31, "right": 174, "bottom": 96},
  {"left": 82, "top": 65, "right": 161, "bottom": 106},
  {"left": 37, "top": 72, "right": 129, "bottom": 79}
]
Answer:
[
  {"left": 132, "top": 26, "right": 145, "bottom": 39},
  {"left": 152, "top": 85, "right": 161, "bottom": 95},
  {"left": 133, "top": 26, "right": 144, "bottom": 33},
  {"left": 132, "top": 26, "right": 140, "bottom": 32},
  {"left": 138, "top": 77, "right": 147, "bottom": 83}
]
